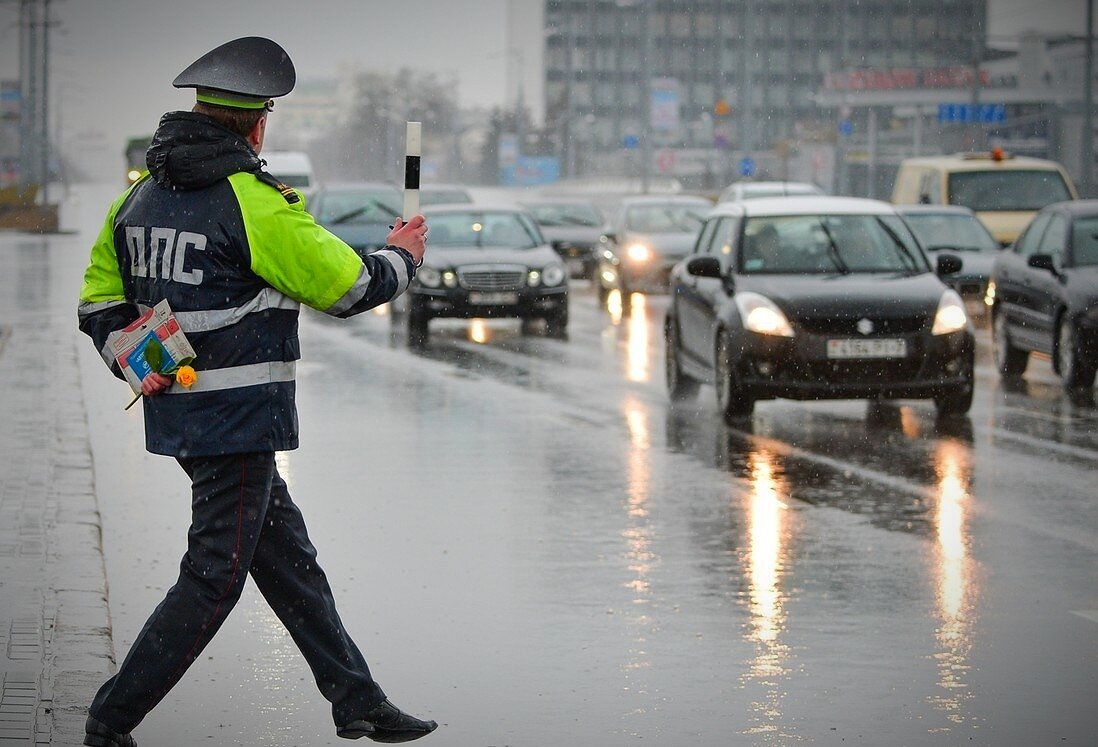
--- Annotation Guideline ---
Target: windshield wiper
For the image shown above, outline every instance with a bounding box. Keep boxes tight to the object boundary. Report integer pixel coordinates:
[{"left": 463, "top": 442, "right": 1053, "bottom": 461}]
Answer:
[
  {"left": 817, "top": 220, "right": 850, "bottom": 274},
  {"left": 329, "top": 199, "right": 400, "bottom": 225},
  {"left": 875, "top": 217, "right": 923, "bottom": 273}
]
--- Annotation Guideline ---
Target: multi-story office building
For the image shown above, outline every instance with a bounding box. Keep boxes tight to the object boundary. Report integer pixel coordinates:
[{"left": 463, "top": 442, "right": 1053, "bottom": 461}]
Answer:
[{"left": 544, "top": 0, "right": 988, "bottom": 187}]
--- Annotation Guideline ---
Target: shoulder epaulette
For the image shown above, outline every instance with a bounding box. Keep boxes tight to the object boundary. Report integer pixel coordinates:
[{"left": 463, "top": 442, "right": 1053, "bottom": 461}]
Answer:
[{"left": 252, "top": 169, "right": 300, "bottom": 204}]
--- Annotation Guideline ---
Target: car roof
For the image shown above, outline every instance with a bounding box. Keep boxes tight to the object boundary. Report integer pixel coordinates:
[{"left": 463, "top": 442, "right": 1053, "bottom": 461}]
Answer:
[
  {"left": 421, "top": 202, "right": 528, "bottom": 214},
  {"left": 893, "top": 204, "right": 978, "bottom": 216},
  {"left": 1047, "top": 199, "right": 1098, "bottom": 217},
  {"left": 421, "top": 183, "right": 473, "bottom": 192},
  {"left": 709, "top": 196, "right": 900, "bottom": 218},
  {"left": 618, "top": 194, "right": 713, "bottom": 207},
  {"left": 314, "top": 181, "right": 399, "bottom": 193},
  {"left": 897, "top": 153, "right": 1067, "bottom": 172}
]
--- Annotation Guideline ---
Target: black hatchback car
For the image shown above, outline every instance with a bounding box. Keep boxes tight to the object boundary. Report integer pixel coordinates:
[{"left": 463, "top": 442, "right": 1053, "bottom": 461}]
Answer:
[
  {"left": 988, "top": 200, "right": 1098, "bottom": 391},
  {"left": 665, "top": 197, "right": 975, "bottom": 421}
]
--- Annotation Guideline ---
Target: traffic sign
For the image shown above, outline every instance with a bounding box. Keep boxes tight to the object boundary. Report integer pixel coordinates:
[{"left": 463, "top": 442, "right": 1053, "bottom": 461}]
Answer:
[
  {"left": 623, "top": 134, "right": 640, "bottom": 149},
  {"left": 838, "top": 119, "right": 854, "bottom": 137},
  {"left": 738, "top": 156, "right": 756, "bottom": 177},
  {"left": 937, "top": 103, "right": 1006, "bottom": 124}
]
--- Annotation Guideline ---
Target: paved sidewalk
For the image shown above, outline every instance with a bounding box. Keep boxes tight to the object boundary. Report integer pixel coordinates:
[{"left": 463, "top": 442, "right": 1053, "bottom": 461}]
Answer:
[{"left": 0, "top": 233, "right": 115, "bottom": 746}]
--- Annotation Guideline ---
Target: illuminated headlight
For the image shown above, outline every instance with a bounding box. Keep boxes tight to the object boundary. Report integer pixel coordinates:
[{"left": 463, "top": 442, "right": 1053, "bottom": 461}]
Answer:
[
  {"left": 541, "top": 263, "right": 566, "bottom": 286},
  {"left": 984, "top": 279, "right": 996, "bottom": 308},
  {"left": 442, "top": 271, "right": 458, "bottom": 288},
  {"left": 528, "top": 269, "right": 541, "bottom": 287},
  {"left": 626, "top": 243, "right": 652, "bottom": 262},
  {"left": 417, "top": 266, "right": 442, "bottom": 288},
  {"left": 734, "top": 292, "right": 794, "bottom": 337},
  {"left": 932, "top": 289, "right": 969, "bottom": 335}
]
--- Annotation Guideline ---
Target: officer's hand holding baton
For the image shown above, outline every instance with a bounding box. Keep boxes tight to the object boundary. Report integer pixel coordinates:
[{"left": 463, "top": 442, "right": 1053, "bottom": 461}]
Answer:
[{"left": 387, "top": 215, "right": 428, "bottom": 265}]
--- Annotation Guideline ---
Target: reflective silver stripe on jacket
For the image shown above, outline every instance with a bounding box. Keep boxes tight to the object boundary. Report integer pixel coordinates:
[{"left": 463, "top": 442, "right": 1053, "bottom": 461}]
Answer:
[
  {"left": 164, "top": 360, "right": 296, "bottom": 394},
  {"left": 375, "top": 249, "right": 412, "bottom": 296},
  {"left": 327, "top": 264, "right": 375, "bottom": 315},
  {"left": 78, "top": 299, "right": 130, "bottom": 318},
  {"left": 138, "top": 287, "right": 299, "bottom": 334}
]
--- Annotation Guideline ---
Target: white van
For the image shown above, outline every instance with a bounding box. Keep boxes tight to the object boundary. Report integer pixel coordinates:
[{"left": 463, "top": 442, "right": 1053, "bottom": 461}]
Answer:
[{"left": 261, "top": 151, "right": 317, "bottom": 196}]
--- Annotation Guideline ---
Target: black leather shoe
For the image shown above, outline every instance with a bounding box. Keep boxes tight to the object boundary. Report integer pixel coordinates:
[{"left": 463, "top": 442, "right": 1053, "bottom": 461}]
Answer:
[
  {"left": 84, "top": 715, "right": 137, "bottom": 747},
  {"left": 337, "top": 699, "right": 438, "bottom": 743}
]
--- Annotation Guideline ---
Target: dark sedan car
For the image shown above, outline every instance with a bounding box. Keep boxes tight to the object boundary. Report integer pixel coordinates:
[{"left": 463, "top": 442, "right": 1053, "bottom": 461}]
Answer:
[
  {"left": 398, "top": 204, "right": 569, "bottom": 342},
  {"left": 665, "top": 197, "right": 975, "bottom": 421},
  {"left": 311, "top": 182, "right": 402, "bottom": 256},
  {"left": 988, "top": 200, "right": 1098, "bottom": 391},
  {"left": 520, "top": 198, "right": 607, "bottom": 279},
  {"left": 896, "top": 204, "right": 1002, "bottom": 313}
]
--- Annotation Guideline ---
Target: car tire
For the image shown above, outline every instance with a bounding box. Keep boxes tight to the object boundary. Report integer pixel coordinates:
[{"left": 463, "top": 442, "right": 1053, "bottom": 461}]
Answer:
[
  {"left": 935, "top": 353, "right": 974, "bottom": 416},
  {"left": 407, "top": 300, "right": 430, "bottom": 344},
  {"left": 716, "top": 329, "right": 754, "bottom": 421},
  {"left": 665, "top": 319, "right": 699, "bottom": 401},
  {"left": 545, "top": 304, "right": 569, "bottom": 339},
  {"left": 1057, "top": 316, "right": 1097, "bottom": 390},
  {"left": 992, "top": 309, "right": 1028, "bottom": 377}
]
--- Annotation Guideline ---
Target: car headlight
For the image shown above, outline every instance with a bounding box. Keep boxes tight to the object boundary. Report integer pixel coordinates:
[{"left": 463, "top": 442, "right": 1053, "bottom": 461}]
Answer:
[
  {"left": 627, "top": 243, "right": 652, "bottom": 262},
  {"left": 542, "top": 263, "right": 566, "bottom": 287},
  {"left": 983, "top": 279, "right": 996, "bottom": 308},
  {"left": 417, "top": 266, "right": 442, "bottom": 288},
  {"left": 528, "top": 269, "right": 541, "bottom": 287},
  {"left": 734, "top": 292, "right": 794, "bottom": 337},
  {"left": 442, "top": 270, "right": 458, "bottom": 288},
  {"left": 932, "top": 289, "right": 969, "bottom": 335}
]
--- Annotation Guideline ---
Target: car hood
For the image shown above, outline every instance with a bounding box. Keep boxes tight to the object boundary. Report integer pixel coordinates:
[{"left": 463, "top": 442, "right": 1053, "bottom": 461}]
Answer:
[
  {"left": 425, "top": 245, "right": 561, "bottom": 269},
  {"left": 742, "top": 272, "right": 948, "bottom": 319},
  {"left": 540, "top": 225, "right": 605, "bottom": 244},
  {"left": 624, "top": 231, "right": 698, "bottom": 258}
]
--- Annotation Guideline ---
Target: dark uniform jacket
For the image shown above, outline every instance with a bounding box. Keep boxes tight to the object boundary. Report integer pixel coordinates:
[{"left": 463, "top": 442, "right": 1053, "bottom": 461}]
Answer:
[{"left": 78, "top": 111, "right": 416, "bottom": 457}]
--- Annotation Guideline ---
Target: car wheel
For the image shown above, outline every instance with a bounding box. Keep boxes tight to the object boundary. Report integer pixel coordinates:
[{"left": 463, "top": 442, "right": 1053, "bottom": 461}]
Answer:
[
  {"left": 407, "top": 300, "right": 430, "bottom": 344},
  {"left": 665, "top": 319, "right": 699, "bottom": 400},
  {"left": 935, "top": 353, "right": 974, "bottom": 416},
  {"left": 992, "top": 309, "right": 1028, "bottom": 377},
  {"left": 1057, "top": 316, "right": 1097, "bottom": 390},
  {"left": 545, "top": 304, "right": 569, "bottom": 339},
  {"left": 715, "top": 329, "right": 754, "bottom": 421}
]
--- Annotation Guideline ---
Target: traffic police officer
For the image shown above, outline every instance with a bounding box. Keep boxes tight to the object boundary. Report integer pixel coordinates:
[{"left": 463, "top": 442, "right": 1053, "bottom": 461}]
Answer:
[{"left": 78, "top": 37, "right": 437, "bottom": 745}]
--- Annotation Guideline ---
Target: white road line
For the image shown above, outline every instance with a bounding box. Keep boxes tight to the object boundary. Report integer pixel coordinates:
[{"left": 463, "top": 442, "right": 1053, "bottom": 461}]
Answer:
[{"left": 1070, "top": 611, "right": 1098, "bottom": 624}]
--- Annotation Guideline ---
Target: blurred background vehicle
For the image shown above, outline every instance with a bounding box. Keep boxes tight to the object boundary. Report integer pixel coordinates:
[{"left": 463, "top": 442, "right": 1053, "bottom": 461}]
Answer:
[
  {"left": 665, "top": 196, "right": 974, "bottom": 421},
  {"left": 262, "top": 150, "right": 318, "bottom": 198},
  {"left": 419, "top": 183, "right": 475, "bottom": 207},
  {"left": 988, "top": 199, "right": 1098, "bottom": 391},
  {"left": 519, "top": 197, "right": 607, "bottom": 280},
  {"left": 597, "top": 194, "right": 712, "bottom": 303},
  {"left": 717, "top": 180, "right": 825, "bottom": 203},
  {"left": 396, "top": 204, "right": 569, "bottom": 343},
  {"left": 124, "top": 135, "right": 152, "bottom": 185},
  {"left": 890, "top": 151, "right": 1078, "bottom": 246},
  {"left": 896, "top": 204, "right": 1002, "bottom": 318},
  {"left": 310, "top": 182, "right": 402, "bottom": 256}
]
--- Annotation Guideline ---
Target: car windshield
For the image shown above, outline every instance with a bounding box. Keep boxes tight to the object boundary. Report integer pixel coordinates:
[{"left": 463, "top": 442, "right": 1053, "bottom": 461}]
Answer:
[
  {"left": 526, "top": 203, "right": 603, "bottom": 227},
  {"left": 1072, "top": 217, "right": 1098, "bottom": 267},
  {"left": 426, "top": 211, "right": 542, "bottom": 249},
  {"left": 902, "top": 212, "right": 1000, "bottom": 253},
  {"left": 625, "top": 204, "right": 707, "bottom": 232},
  {"left": 316, "top": 189, "right": 401, "bottom": 224},
  {"left": 420, "top": 189, "right": 473, "bottom": 206},
  {"left": 739, "top": 214, "right": 929, "bottom": 275},
  {"left": 948, "top": 170, "right": 1073, "bottom": 212}
]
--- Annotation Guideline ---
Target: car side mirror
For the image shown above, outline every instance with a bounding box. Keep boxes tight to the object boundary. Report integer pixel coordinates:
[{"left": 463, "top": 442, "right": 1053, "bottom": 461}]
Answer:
[
  {"left": 1027, "top": 253, "right": 1057, "bottom": 273},
  {"left": 936, "top": 253, "right": 963, "bottom": 276},
  {"left": 686, "top": 256, "right": 722, "bottom": 279}
]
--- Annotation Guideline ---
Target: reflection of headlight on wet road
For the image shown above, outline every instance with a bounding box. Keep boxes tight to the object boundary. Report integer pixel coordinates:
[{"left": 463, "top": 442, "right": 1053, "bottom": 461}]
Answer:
[{"left": 627, "top": 243, "right": 652, "bottom": 262}]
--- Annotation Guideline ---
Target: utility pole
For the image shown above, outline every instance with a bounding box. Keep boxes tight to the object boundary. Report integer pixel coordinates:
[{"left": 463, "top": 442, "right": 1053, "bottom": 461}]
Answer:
[
  {"left": 640, "top": 0, "right": 652, "bottom": 193},
  {"left": 16, "top": 0, "right": 51, "bottom": 191},
  {"left": 1084, "top": 0, "right": 1095, "bottom": 196}
]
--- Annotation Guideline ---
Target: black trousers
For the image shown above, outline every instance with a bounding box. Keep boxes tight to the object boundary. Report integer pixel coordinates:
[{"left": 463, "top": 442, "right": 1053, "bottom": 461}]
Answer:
[{"left": 89, "top": 452, "right": 385, "bottom": 733}]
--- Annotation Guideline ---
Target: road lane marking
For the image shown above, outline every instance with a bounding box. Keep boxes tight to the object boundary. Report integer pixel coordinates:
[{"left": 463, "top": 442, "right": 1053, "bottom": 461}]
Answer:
[{"left": 1070, "top": 611, "right": 1098, "bottom": 624}]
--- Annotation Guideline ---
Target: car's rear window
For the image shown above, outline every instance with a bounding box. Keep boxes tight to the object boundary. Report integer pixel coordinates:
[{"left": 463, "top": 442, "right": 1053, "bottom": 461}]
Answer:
[
  {"left": 902, "top": 213, "right": 999, "bottom": 253},
  {"left": 948, "top": 170, "right": 1072, "bottom": 212},
  {"left": 1072, "top": 217, "right": 1098, "bottom": 267},
  {"left": 526, "top": 203, "right": 603, "bottom": 227},
  {"left": 625, "top": 204, "right": 707, "bottom": 232},
  {"left": 739, "top": 214, "right": 929, "bottom": 275},
  {"left": 316, "top": 190, "right": 400, "bottom": 224}
]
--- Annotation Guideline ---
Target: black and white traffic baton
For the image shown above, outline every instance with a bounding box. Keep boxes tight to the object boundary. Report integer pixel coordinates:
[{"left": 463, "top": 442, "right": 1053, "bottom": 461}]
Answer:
[{"left": 403, "top": 121, "right": 421, "bottom": 220}]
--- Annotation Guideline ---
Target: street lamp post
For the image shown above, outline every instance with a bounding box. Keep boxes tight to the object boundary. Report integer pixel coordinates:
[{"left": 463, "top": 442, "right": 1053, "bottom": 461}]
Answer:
[{"left": 1084, "top": 0, "right": 1095, "bottom": 195}]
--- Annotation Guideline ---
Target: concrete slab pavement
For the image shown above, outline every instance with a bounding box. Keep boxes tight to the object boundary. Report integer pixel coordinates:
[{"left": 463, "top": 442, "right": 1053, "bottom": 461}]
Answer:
[{"left": 0, "top": 229, "right": 115, "bottom": 746}]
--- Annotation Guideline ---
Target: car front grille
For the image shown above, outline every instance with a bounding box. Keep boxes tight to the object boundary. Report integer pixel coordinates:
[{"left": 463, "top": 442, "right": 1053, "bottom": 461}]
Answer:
[
  {"left": 797, "top": 316, "right": 926, "bottom": 335},
  {"left": 457, "top": 265, "right": 526, "bottom": 291},
  {"left": 798, "top": 358, "right": 925, "bottom": 383}
]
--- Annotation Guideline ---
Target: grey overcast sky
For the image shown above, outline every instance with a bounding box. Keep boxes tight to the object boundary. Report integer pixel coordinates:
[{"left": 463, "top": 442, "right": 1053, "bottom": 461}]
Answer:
[{"left": 0, "top": 0, "right": 1085, "bottom": 174}]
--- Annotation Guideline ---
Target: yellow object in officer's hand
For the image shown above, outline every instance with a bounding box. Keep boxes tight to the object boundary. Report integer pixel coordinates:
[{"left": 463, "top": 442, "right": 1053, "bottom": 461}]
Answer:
[{"left": 175, "top": 365, "right": 198, "bottom": 388}]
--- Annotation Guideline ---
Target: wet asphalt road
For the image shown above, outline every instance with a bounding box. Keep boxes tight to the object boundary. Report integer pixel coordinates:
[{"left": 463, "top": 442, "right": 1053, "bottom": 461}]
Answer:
[{"left": 63, "top": 184, "right": 1098, "bottom": 746}]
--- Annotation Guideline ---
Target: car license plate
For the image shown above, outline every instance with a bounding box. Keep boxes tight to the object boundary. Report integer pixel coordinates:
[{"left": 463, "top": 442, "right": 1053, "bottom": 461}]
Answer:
[
  {"left": 827, "top": 338, "right": 907, "bottom": 359},
  {"left": 468, "top": 291, "right": 519, "bottom": 305}
]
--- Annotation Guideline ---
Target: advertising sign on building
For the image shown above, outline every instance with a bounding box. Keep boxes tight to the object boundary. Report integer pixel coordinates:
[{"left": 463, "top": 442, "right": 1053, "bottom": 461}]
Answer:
[
  {"left": 650, "top": 78, "right": 680, "bottom": 133},
  {"left": 1, "top": 82, "right": 19, "bottom": 122},
  {"left": 501, "top": 156, "right": 560, "bottom": 187}
]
